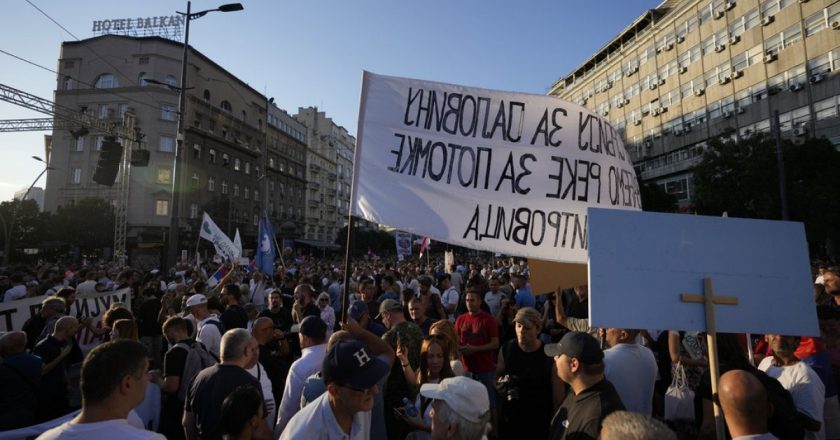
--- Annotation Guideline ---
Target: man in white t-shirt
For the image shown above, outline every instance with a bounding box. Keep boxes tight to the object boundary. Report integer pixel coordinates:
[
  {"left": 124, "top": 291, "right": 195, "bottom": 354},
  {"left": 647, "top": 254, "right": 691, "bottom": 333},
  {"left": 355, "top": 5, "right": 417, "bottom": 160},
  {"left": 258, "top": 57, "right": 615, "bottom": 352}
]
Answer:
[
  {"left": 187, "top": 294, "right": 222, "bottom": 359},
  {"left": 600, "top": 328, "right": 658, "bottom": 415},
  {"left": 439, "top": 274, "right": 459, "bottom": 321},
  {"left": 484, "top": 277, "right": 504, "bottom": 317},
  {"left": 37, "top": 340, "right": 164, "bottom": 439},
  {"left": 758, "top": 334, "right": 825, "bottom": 440}
]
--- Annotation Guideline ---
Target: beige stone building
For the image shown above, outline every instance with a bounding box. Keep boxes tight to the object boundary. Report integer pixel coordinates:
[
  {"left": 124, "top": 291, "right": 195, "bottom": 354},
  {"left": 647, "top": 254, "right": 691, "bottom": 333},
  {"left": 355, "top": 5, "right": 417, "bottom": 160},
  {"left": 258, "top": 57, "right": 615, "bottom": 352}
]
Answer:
[
  {"left": 550, "top": 0, "right": 840, "bottom": 204},
  {"left": 44, "top": 35, "right": 308, "bottom": 264},
  {"left": 294, "top": 107, "right": 355, "bottom": 246}
]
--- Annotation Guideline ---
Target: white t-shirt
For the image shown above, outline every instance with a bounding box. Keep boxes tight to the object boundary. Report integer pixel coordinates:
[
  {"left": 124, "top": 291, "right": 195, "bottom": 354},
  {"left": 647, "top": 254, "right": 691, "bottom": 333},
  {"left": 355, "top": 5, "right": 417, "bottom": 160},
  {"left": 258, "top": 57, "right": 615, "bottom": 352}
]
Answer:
[
  {"left": 484, "top": 291, "right": 504, "bottom": 316},
  {"left": 603, "top": 342, "right": 658, "bottom": 416},
  {"left": 196, "top": 315, "right": 222, "bottom": 359},
  {"left": 36, "top": 419, "right": 165, "bottom": 440},
  {"left": 3, "top": 285, "right": 26, "bottom": 302},
  {"left": 758, "top": 357, "right": 826, "bottom": 440},
  {"left": 248, "top": 362, "right": 276, "bottom": 430}
]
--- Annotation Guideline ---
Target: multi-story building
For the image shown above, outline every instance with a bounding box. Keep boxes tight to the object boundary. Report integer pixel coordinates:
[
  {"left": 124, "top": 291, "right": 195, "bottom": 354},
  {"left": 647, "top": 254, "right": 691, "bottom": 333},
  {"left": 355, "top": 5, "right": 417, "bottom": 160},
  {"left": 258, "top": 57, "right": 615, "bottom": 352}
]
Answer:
[
  {"left": 550, "top": 0, "right": 840, "bottom": 205},
  {"left": 13, "top": 186, "right": 44, "bottom": 211},
  {"left": 295, "top": 107, "right": 355, "bottom": 245},
  {"left": 43, "top": 35, "right": 307, "bottom": 264}
]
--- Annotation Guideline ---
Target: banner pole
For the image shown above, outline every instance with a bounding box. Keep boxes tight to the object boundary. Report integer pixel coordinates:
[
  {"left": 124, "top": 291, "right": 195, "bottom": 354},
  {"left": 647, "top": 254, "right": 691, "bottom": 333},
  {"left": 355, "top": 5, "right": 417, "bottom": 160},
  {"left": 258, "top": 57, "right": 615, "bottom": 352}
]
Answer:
[{"left": 341, "top": 215, "right": 356, "bottom": 324}]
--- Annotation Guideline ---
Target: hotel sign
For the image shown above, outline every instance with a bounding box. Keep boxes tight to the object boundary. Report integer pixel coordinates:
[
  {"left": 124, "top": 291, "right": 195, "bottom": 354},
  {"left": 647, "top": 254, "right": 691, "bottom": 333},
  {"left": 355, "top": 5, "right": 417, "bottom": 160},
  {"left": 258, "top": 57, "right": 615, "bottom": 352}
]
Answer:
[{"left": 92, "top": 15, "right": 185, "bottom": 40}]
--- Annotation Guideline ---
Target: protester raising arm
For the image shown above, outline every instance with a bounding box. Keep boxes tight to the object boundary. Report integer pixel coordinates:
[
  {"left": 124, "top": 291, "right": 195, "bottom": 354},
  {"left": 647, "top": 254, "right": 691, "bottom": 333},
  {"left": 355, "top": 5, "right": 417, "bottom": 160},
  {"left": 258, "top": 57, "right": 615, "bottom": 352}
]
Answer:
[{"left": 340, "top": 316, "right": 395, "bottom": 366}]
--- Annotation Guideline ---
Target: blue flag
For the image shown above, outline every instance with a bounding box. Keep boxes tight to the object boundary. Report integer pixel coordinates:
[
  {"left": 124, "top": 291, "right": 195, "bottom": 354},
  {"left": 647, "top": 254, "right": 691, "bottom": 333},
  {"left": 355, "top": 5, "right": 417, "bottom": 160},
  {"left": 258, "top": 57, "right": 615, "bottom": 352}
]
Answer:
[{"left": 255, "top": 214, "right": 276, "bottom": 275}]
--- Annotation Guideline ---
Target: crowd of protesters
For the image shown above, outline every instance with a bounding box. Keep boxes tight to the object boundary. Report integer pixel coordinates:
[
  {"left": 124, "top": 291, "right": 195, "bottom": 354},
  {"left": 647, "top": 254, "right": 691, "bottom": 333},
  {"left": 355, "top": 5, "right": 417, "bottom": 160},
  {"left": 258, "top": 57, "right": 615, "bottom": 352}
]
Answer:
[{"left": 0, "top": 255, "right": 839, "bottom": 439}]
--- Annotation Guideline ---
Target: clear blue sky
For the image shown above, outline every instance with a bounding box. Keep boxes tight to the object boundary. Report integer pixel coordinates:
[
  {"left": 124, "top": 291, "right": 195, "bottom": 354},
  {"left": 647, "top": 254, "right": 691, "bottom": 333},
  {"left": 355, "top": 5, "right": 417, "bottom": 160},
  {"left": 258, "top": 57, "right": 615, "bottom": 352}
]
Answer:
[{"left": 0, "top": 0, "right": 660, "bottom": 203}]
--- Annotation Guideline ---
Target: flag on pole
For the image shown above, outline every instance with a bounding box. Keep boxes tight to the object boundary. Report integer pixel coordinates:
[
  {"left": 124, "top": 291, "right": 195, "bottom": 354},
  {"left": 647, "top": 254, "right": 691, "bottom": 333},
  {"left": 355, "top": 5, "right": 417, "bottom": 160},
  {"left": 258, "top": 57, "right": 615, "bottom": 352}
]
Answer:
[
  {"left": 419, "top": 236, "right": 430, "bottom": 257},
  {"left": 255, "top": 214, "right": 276, "bottom": 275},
  {"left": 200, "top": 213, "right": 238, "bottom": 261},
  {"left": 207, "top": 265, "right": 226, "bottom": 288},
  {"left": 233, "top": 229, "right": 242, "bottom": 260}
]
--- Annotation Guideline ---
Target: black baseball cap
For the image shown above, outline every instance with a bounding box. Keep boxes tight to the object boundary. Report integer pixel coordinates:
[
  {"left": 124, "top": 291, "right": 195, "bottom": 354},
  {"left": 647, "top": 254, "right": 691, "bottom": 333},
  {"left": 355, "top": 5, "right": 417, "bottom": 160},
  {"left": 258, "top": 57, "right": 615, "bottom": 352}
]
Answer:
[
  {"left": 298, "top": 316, "right": 327, "bottom": 340},
  {"left": 322, "top": 339, "right": 390, "bottom": 389},
  {"left": 544, "top": 331, "right": 604, "bottom": 364}
]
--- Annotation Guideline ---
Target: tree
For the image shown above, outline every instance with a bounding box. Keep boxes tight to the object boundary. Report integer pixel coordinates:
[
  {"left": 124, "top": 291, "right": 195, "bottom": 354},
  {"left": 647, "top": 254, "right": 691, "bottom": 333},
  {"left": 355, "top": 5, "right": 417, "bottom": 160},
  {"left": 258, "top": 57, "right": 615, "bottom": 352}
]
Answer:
[
  {"left": 48, "top": 198, "right": 116, "bottom": 257},
  {"left": 692, "top": 133, "right": 840, "bottom": 258},
  {"left": 639, "top": 179, "right": 679, "bottom": 213},
  {"left": 0, "top": 199, "right": 50, "bottom": 263}
]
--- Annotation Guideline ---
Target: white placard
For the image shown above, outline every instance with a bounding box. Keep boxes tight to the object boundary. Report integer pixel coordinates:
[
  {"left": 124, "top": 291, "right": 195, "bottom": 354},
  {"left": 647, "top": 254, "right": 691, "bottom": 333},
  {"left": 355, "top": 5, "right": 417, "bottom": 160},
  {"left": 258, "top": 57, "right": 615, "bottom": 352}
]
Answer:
[
  {"left": 587, "top": 208, "right": 819, "bottom": 336},
  {"left": 353, "top": 72, "right": 641, "bottom": 263}
]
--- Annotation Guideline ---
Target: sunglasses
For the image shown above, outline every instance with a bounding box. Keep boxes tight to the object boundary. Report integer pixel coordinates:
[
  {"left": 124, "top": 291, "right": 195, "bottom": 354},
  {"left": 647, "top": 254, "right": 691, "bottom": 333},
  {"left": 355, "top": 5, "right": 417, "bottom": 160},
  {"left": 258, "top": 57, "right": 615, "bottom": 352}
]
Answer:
[{"left": 428, "top": 333, "right": 445, "bottom": 340}]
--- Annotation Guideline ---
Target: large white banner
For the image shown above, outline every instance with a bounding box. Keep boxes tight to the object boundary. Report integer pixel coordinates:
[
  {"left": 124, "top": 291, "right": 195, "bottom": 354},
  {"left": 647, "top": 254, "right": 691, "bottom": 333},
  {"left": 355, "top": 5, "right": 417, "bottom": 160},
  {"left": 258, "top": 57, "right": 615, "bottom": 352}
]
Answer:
[
  {"left": 200, "top": 212, "right": 238, "bottom": 261},
  {"left": 353, "top": 72, "right": 642, "bottom": 263},
  {"left": 0, "top": 288, "right": 132, "bottom": 350}
]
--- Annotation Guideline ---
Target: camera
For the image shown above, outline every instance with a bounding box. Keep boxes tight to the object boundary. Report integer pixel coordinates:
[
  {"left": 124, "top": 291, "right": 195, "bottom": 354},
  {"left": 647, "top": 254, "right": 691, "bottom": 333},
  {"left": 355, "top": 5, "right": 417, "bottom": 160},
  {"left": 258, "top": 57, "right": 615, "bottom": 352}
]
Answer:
[{"left": 496, "top": 374, "right": 521, "bottom": 401}]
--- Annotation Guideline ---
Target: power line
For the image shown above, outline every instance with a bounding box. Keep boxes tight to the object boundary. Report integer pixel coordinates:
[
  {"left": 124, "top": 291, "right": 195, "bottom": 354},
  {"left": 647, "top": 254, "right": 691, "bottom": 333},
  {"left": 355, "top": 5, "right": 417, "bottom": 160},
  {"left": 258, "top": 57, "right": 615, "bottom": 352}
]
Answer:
[
  {"left": 23, "top": 0, "right": 80, "bottom": 40},
  {"left": 0, "top": 48, "right": 166, "bottom": 113}
]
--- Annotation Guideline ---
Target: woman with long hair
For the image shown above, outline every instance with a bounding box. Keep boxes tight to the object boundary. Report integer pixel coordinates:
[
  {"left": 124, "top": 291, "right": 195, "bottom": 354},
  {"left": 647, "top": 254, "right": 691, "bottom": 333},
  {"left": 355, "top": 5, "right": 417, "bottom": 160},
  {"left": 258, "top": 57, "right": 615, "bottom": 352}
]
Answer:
[
  {"left": 429, "top": 320, "right": 464, "bottom": 376},
  {"left": 396, "top": 337, "right": 455, "bottom": 439}
]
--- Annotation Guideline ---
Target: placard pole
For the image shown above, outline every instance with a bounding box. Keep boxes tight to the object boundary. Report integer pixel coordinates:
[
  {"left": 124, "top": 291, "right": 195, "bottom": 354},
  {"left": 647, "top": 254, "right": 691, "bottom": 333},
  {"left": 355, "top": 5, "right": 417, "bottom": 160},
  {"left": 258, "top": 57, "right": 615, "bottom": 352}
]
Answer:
[{"left": 702, "top": 277, "right": 726, "bottom": 440}]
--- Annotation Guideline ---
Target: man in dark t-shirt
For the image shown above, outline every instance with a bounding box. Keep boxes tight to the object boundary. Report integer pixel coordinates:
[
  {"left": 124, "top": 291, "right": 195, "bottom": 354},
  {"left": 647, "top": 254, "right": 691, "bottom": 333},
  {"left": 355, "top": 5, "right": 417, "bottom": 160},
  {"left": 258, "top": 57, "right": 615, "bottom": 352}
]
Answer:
[
  {"left": 545, "top": 331, "right": 624, "bottom": 440},
  {"left": 33, "top": 316, "right": 78, "bottom": 422},
  {"left": 258, "top": 290, "right": 293, "bottom": 332},
  {"left": 184, "top": 329, "right": 267, "bottom": 440},
  {"left": 220, "top": 284, "right": 248, "bottom": 330},
  {"left": 160, "top": 317, "right": 196, "bottom": 440},
  {"left": 0, "top": 332, "right": 42, "bottom": 430}
]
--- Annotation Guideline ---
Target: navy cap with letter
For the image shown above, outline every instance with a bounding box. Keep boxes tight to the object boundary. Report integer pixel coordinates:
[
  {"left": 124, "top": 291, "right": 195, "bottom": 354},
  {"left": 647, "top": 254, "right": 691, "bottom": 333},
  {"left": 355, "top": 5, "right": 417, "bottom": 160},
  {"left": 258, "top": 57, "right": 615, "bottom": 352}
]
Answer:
[{"left": 322, "top": 339, "right": 390, "bottom": 390}]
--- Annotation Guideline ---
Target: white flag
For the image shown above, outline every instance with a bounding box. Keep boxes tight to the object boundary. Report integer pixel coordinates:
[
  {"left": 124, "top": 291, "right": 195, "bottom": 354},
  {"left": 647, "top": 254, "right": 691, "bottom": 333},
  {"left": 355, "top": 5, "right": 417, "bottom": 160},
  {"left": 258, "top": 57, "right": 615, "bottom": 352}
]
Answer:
[
  {"left": 233, "top": 228, "right": 243, "bottom": 260},
  {"left": 200, "top": 213, "right": 238, "bottom": 261}
]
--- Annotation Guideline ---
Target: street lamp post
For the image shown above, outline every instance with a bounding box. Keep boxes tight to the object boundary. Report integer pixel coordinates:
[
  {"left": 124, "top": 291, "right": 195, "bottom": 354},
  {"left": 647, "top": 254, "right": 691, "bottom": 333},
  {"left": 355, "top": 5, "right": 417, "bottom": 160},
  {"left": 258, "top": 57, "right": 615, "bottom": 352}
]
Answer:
[
  {"left": 165, "top": 1, "right": 243, "bottom": 270},
  {"left": 2, "top": 156, "right": 52, "bottom": 266}
]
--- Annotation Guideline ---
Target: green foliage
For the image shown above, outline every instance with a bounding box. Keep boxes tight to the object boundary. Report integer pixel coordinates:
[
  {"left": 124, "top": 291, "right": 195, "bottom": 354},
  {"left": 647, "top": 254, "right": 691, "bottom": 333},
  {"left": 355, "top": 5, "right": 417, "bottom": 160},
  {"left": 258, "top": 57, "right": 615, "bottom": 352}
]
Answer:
[
  {"left": 639, "top": 179, "right": 679, "bottom": 213},
  {"left": 692, "top": 134, "right": 840, "bottom": 257},
  {"left": 49, "top": 198, "right": 116, "bottom": 256}
]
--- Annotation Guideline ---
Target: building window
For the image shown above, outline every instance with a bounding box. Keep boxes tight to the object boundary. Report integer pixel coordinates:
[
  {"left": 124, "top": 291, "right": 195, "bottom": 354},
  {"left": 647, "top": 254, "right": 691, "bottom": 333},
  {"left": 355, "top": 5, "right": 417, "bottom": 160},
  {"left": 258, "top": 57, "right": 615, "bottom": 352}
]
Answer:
[
  {"left": 63, "top": 76, "right": 74, "bottom": 90},
  {"left": 99, "top": 104, "right": 111, "bottom": 119},
  {"left": 233, "top": 184, "right": 240, "bottom": 197},
  {"left": 192, "top": 144, "right": 201, "bottom": 159},
  {"left": 95, "top": 136, "right": 104, "bottom": 151},
  {"left": 72, "top": 168, "right": 81, "bottom": 184},
  {"left": 138, "top": 72, "right": 148, "bottom": 87},
  {"left": 190, "top": 204, "right": 199, "bottom": 219},
  {"left": 138, "top": 56, "right": 149, "bottom": 65},
  {"left": 221, "top": 180, "right": 229, "bottom": 194},
  {"left": 244, "top": 162, "right": 251, "bottom": 174},
  {"left": 155, "top": 200, "right": 169, "bottom": 216},
  {"left": 203, "top": 89, "right": 210, "bottom": 102},
  {"left": 221, "top": 100, "right": 232, "bottom": 112},
  {"left": 234, "top": 158, "right": 241, "bottom": 171},
  {"left": 165, "top": 75, "right": 177, "bottom": 87},
  {"left": 191, "top": 173, "right": 200, "bottom": 189},
  {"left": 209, "top": 149, "right": 216, "bottom": 164},
  {"left": 253, "top": 215, "right": 259, "bottom": 226},
  {"left": 253, "top": 189, "right": 259, "bottom": 202},
  {"left": 156, "top": 167, "right": 172, "bottom": 184},
  {"left": 73, "top": 136, "right": 85, "bottom": 151},
  {"left": 241, "top": 110, "right": 247, "bottom": 121},
  {"left": 94, "top": 73, "right": 118, "bottom": 89},
  {"left": 208, "top": 177, "right": 215, "bottom": 191},
  {"left": 222, "top": 153, "right": 230, "bottom": 166},
  {"left": 159, "top": 136, "right": 175, "bottom": 152},
  {"left": 161, "top": 105, "right": 176, "bottom": 121},
  {"left": 244, "top": 186, "right": 250, "bottom": 199}
]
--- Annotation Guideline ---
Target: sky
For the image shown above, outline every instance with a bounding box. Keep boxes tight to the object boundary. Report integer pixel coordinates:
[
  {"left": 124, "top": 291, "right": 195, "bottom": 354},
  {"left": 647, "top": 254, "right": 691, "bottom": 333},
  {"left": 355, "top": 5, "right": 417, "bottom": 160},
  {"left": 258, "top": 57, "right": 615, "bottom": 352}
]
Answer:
[{"left": 0, "top": 0, "right": 661, "bottom": 203}]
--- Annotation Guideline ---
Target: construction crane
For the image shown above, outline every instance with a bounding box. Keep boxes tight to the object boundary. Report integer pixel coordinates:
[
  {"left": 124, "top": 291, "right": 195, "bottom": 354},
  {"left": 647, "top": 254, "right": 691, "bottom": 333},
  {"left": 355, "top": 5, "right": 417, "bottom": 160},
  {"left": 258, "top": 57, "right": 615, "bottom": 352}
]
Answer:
[{"left": 0, "top": 83, "right": 143, "bottom": 265}]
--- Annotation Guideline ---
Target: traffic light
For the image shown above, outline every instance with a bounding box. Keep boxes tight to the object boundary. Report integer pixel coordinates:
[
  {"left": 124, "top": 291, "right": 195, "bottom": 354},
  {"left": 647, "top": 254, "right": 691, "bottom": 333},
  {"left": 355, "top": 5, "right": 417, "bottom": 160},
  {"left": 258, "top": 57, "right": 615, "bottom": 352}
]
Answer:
[{"left": 92, "top": 136, "right": 123, "bottom": 186}]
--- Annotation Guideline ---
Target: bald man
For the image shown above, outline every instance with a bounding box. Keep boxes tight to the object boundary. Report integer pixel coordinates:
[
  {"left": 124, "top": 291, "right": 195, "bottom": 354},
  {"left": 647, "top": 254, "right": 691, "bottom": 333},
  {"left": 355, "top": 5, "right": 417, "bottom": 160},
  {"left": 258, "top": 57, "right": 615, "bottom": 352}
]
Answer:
[
  {"left": 33, "top": 316, "right": 78, "bottom": 421},
  {"left": 0, "top": 331, "right": 43, "bottom": 429},
  {"left": 718, "top": 370, "right": 777, "bottom": 439}
]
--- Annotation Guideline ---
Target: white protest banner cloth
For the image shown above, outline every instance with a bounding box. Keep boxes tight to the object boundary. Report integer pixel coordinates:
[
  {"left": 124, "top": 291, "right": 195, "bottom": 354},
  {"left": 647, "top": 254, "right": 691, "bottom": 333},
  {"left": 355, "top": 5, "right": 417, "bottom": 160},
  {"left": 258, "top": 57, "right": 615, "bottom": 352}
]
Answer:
[
  {"left": 200, "top": 212, "right": 238, "bottom": 261},
  {"left": 587, "top": 208, "right": 818, "bottom": 336},
  {"left": 395, "top": 231, "right": 412, "bottom": 257},
  {"left": 233, "top": 228, "right": 243, "bottom": 261},
  {"left": 0, "top": 288, "right": 133, "bottom": 351},
  {"left": 352, "top": 72, "right": 641, "bottom": 263}
]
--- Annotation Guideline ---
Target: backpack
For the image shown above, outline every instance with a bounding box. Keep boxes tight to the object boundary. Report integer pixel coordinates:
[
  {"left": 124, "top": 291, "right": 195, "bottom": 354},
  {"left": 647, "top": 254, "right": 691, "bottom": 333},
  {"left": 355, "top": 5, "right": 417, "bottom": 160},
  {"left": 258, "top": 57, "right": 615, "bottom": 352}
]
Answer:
[{"left": 171, "top": 342, "right": 218, "bottom": 402}]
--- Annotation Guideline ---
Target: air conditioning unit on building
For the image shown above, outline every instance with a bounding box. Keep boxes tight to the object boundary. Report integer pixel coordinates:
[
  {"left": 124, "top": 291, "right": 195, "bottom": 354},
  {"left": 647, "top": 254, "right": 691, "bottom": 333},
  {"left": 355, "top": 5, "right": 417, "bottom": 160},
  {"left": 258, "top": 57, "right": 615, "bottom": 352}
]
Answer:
[
  {"left": 676, "top": 35, "right": 685, "bottom": 44},
  {"left": 605, "top": 82, "right": 613, "bottom": 90},
  {"left": 645, "top": 140, "right": 654, "bottom": 148},
  {"left": 641, "top": 107, "right": 650, "bottom": 115},
  {"left": 694, "top": 88, "right": 705, "bottom": 96},
  {"left": 714, "top": 10, "right": 725, "bottom": 19},
  {"left": 660, "top": 106, "right": 668, "bottom": 113},
  {"left": 715, "top": 44, "right": 726, "bottom": 53},
  {"left": 729, "top": 35, "right": 741, "bottom": 45},
  {"left": 737, "top": 106, "right": 746, "bottom": 114},
  {"left": 789, "top": 83, "right": 803, "bottom": 91},
  {"left": 679, "top": 66, "right": 688, "bottom": 74},
  {"left": 652, "top": 107, "right": 661, "bottom": 116},
  {"left": 665, "top": 42, "right": 674, "bottom": 51},
  {"left": 832, "top": 20, "right": 840, "bottom": 30},
  {"left": 719, "top": 76, "right": 731, "bottom": 85},
  {"left": 762, "top": 15, "right": 775, "bottom": 26},
  {"left": 725, "top": 1, "right": 737, "bottom": 10},
  {"left": 763, "top": 52, "right": 778, "bottom": 63},
  {"left": 634, "top": 119, "right": 642, "bottom": 126},
  {"left": 723, "top": 110, "right": 733, "bottom": 118},
  {"left": 810, "top": 73, "right": 825, "bottom": 84},
  {"left": 793, "top": 127, "right": 808, "bottom": 136},
  {"left": 730, "top": 70, "right": 744, "bottom": 79},
  {"left": 659, "top": 78, "right": 666, "bottom": 85},
  {"left": 649, "top": 83, "right": 658, "bottom": 90}
]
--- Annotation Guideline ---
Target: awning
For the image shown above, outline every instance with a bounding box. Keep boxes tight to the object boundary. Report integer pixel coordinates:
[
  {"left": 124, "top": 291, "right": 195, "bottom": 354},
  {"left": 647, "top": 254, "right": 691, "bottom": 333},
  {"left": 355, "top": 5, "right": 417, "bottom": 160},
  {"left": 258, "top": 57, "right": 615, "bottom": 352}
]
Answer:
[{"left": 294, "top": 239, "right": 341, "bottom": 250}]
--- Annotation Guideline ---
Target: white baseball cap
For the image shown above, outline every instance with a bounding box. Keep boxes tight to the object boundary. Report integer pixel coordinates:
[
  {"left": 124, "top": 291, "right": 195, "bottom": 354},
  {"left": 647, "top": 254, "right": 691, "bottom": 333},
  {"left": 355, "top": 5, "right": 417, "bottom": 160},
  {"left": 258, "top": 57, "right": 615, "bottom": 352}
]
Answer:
[
  {"left": 185, "top": 294, "right": 207, "bottom": 308},
  {"left": 419, "top": 376, "right": 489, "bottom": 423}
]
